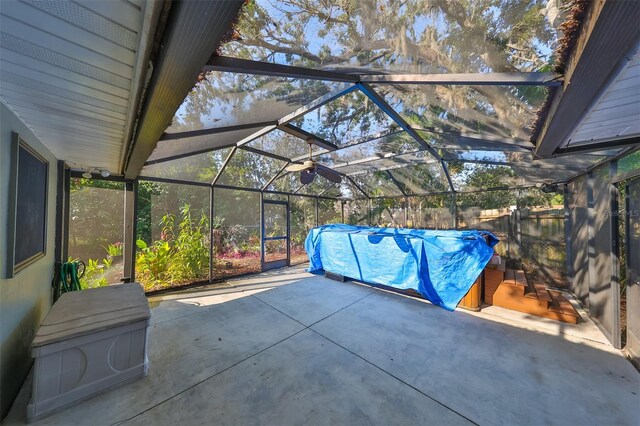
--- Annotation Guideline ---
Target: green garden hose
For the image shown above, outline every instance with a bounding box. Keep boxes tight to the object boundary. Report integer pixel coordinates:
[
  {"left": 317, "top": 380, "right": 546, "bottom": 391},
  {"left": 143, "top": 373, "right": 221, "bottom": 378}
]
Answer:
[{"left": 53, "top": 260, "right": 85, "bottom": 301}]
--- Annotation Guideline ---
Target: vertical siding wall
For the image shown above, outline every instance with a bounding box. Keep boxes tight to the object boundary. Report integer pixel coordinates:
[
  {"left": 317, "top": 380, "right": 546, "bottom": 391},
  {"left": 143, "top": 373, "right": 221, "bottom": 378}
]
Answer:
[{"left": 0, "top": 103, "right": 58, "bottom": 418}]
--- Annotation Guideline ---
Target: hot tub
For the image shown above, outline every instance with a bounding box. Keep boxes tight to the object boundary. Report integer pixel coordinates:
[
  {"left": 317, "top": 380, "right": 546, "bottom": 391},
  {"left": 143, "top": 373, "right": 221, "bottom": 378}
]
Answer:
[{"left": 305, "top": 224, "right": 498, "bottom": 311}]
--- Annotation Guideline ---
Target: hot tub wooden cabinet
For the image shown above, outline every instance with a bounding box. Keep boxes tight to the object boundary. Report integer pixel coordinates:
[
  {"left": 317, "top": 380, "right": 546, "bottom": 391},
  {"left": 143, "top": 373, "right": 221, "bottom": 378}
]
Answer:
[{"left": 27, "top": 283, "right": 150, "bottom": 422}]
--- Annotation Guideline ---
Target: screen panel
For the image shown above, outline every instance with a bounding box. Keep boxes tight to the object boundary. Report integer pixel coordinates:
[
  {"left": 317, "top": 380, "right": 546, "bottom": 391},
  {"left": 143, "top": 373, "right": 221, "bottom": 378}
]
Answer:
[
  {"left": 588, "top": 165, "right": 620, "bottom": 347},
  {"left": 167, "top": 71, "right": 342, "bottom": 133},
  {"left": 69, "top": 178, "right": 124, "bottom": 287},
  {"left": 135, "top": 181, "right": 210, "bottom": 292},
  {"left": 213, "top": 188, "right": 261, "bottom": 279},
  {"left": 290, "top": 196, "right": 315, "bottom": 265},
  {"left": 568, "top": 175, "right": 589, "bottom": 305},
  {"left": 626, "top": 178, "right": 640, "bottom": 361}
]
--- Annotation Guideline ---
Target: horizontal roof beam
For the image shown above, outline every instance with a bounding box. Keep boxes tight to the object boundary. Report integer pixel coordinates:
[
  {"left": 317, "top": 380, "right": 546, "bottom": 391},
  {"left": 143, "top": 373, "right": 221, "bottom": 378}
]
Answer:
[
  {"left": 450, "top": 158, "right": 586, "bottom": 170},
  {"left": 278, "top": 124, "right": 338, "bottom": 151},
  {"left": 361, "top": 72, "right": 562, "bottom": 86},
  {"left": 331, "top": 149, "right": 439, "bottom": 171},
  {"left": 290, "top": 128, "right": 403, "bottom": 162},
  {"left": 205, "top": 57, "right": 562, "bottom": 87},
  {"left": 347, "top": 162, "right": 423, "bottom": 176},
  {"left": 363, "top": 185, "right": 539, "bottom": 200},
  {"left": 206, "top": 56, "right": 359, "bottom": 83}
]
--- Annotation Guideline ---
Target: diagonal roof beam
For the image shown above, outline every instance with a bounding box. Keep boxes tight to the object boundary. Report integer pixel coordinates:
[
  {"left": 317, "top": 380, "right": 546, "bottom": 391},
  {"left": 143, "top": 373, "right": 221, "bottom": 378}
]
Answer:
[
  {"left": 277, "top": 85, "right": 358, "bottom": 126},
  {"left": 384, "top": 170, "right": 407, "bottom": 196},
  {"left": 160, "top": 121, "right": 277, "bottom": 141},
  {"left": 262, "top": 162, "right": 290, "bottom": 191},
  {"left": 236, "top": 85, "right": 358, "bottom": 148},
  {"left": 241, "top": 145, "right": 291, "bottom": 162},
  {"left": 317, "top": 182, "right": 337, "bottom": 197},
  {"left": 206, "top": 56, "right": 358, "bottom": 83},
  {"left": 356, "top": 82, "right": 455, "bottom": 192},
  {"left": 362, "top": 72, "right": 561, "bottom": 86},
  {"left": 211, "top": 146, "right": 237, "bottom": 186},
  {"left": 278, "top": 123, "right": 338, "bottom": 151},
  {"left": 413, "top": 127, "right": 535, "bottom": 151},
  {"left": 235, "top": 125, "right": 277, "bottom": 146},
  {"left": 345, "top": 175, "right": 369, "bottom": 199}
]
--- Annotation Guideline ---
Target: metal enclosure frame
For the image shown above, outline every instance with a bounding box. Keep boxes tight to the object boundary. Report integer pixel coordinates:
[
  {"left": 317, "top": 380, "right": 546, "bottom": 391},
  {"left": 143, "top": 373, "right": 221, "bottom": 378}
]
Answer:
[
  {"left": 261, "top": 197, "right": 290, "bottom": 271},
  {"left": 625, "top": 177, "right": 640, "bottom": 362}
]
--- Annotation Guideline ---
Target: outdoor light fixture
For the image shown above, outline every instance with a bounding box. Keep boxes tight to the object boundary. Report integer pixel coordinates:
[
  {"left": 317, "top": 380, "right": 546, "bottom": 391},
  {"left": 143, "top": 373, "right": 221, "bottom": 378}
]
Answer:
[
  {"left": 81, "top": 169, "right": 93, "bottom": 179},
  {"left": 100, "top": 169, "right": 110, "bottom": 178},
  {"left": 540, "top": 183, "right": 559, "bottom": 193}
]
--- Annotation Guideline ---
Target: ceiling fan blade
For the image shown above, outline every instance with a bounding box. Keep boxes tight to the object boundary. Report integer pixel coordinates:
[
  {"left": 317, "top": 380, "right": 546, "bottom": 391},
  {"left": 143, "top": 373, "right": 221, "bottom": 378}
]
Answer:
[
  {"left": 300, "top": 169, "right": 316, "bottom": 185},
  {"left": 286, "top": 163, "right": 311, "bottom": 172},
  {"left": 316, "top": 165, "right": 342, "bottom": 183}
]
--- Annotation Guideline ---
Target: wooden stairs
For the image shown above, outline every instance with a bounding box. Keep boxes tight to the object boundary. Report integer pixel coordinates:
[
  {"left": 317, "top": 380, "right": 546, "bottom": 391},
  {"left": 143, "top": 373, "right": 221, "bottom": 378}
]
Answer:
[{"left": 484, "top": 268, "right": 580, "bottom": 324}]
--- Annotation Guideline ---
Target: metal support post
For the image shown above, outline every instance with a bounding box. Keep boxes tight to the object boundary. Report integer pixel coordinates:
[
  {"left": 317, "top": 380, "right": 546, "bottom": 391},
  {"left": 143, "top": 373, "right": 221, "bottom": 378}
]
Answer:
[
  {"left": 209, "top": 186, "right": 214, "bottom": 283},
  {"left": 123, "top": 180, "right": 137, "bottom": 283},
  {"left": 564, "top": 184, "right": 573, "bottom": 289},
  {"left": 260, "top": 191, "right": 265, "bottom": 270}
]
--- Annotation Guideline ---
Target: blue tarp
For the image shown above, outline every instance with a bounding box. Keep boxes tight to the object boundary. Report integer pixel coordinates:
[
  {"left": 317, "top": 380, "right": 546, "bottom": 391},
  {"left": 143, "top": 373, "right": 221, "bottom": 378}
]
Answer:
[{"left": 305, "top": 224, "right": 499, "bottom": 311}]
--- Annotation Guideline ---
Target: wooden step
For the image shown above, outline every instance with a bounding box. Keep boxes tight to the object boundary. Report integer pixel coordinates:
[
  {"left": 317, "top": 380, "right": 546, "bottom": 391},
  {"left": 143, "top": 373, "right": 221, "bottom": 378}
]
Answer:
[
  {"left": 491, "top": 274, "right": 579, "bottom": 324},
  {"left": 548, "top": 290, "right": 580, "bottom": 318},
  {"left": 493, "top": 282, "right": 548, "bottom": 312},
  {"left": 514, "top": 270, "right": 527, "bottom": 287},
  {"left": 556, "top": 295, "right": 580, "bottom": 319},
  {"left": 492, "top": 285, "right": 579, "bottom": 323},
  {"left": 547, "top": 296, "right": 563, "bottom": 314},
  {"left": 533, "top": 282, "right": 553, "bottom": 303},
  {"left": 524, "top": 286, "right": 538, "bottom": 300}
]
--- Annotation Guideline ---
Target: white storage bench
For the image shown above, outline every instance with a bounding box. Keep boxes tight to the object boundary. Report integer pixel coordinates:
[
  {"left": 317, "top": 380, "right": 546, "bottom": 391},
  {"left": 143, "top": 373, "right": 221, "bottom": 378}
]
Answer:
[{"left": 27, "top": 283, "right": 150, "bottom": 422}]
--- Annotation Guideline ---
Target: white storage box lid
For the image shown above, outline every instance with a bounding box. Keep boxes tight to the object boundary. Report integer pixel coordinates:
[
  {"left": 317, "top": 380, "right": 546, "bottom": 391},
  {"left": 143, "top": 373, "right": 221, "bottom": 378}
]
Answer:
[{"left": 33, "top": 283, "right": 150, "bottom": 348}]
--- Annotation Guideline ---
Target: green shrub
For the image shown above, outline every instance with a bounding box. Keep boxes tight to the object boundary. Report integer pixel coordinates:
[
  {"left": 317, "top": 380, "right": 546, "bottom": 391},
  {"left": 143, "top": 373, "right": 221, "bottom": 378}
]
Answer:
[{"left": 135, "top": 204, "right": 209, "bottom": 290}]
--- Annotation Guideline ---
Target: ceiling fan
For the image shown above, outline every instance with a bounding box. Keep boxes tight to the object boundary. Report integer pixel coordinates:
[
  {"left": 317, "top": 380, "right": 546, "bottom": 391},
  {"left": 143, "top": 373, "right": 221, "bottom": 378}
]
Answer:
[{"left": 286, "top": 141, "right": 342, "bottom": 185}]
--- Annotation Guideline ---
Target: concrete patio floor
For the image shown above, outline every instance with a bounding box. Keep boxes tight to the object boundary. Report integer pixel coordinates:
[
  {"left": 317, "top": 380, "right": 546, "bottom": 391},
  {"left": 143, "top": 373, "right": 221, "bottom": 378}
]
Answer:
[{"left": 4, "top": 265, "right": 639, "bottom": 425}]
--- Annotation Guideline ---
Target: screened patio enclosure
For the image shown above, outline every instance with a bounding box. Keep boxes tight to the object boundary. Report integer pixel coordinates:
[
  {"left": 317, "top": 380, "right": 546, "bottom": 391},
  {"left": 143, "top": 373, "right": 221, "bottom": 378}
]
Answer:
[{"left": 63, "top": 1, "right": 640, "bottom": 350}]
